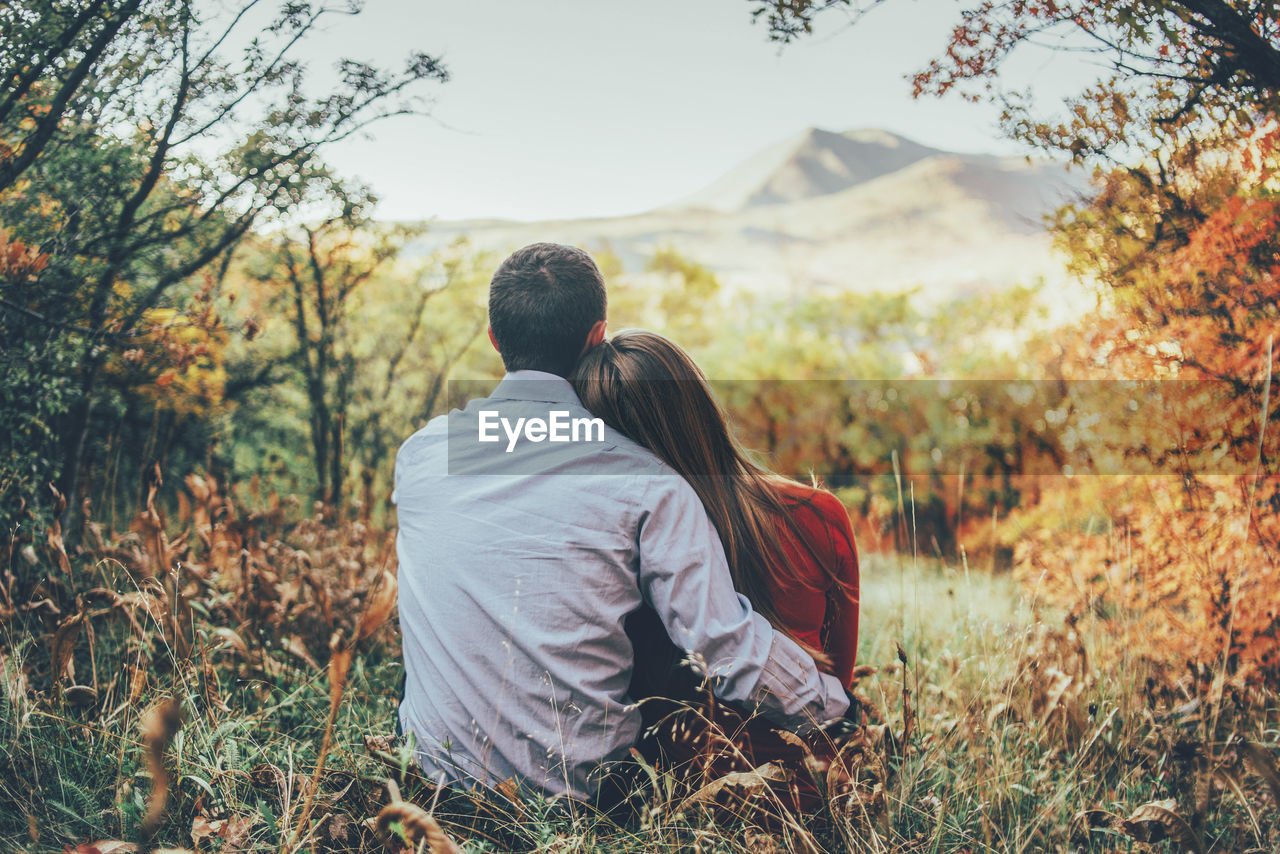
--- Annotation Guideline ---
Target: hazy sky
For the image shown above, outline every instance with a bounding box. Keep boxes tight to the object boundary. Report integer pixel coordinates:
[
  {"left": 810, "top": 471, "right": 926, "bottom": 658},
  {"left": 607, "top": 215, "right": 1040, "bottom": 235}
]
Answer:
[{"left": 300, "top": 0, "right": 1096, "bottom": 222}]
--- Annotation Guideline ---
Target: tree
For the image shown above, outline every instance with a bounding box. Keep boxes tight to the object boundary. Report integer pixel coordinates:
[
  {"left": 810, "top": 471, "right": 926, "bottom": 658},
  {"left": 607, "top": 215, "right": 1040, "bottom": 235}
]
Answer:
[
  {"left": 226, "top": 227, "right": 490, "bottom": 515},
  {"left": 239, "top": 184, "right": 489, "bottom": 510},
  {"left": 252, "top": 184, "right": 406, "bottom": 506},
  {"left": 0, "top": 0, "right": 142, "bottom": 193},
  {"left": 341, "top": 241, "right": 491, "bottom": 516},
  {"left": 0, "top": 0, "right": 448, "bottom": 531},
  {"left": 752, "top": 1, "right": 1280, "bottom": 125},
  {"left": 0, "top": 229, "right": 63, "bottom": 526},
  {"left": 749, "top": 0, "right": 1280, "bottom": 678}
]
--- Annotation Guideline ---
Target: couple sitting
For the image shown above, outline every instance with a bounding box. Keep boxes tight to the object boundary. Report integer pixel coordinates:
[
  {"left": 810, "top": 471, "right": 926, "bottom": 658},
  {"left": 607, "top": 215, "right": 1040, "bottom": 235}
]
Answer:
[{"left": 393, "top": 242, "right": 860, "bottom": 813}]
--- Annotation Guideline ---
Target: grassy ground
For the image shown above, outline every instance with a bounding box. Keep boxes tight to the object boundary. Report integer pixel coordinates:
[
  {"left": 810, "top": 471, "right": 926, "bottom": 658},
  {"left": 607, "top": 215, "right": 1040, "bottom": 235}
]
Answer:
[{"left": 1, "top": 545, "right": 1277, "bottom": 852}]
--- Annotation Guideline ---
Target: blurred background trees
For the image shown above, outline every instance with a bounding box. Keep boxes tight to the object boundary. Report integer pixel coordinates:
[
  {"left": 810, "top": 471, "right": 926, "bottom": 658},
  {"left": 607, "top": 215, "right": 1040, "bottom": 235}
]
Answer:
[
  {"left": 0, "top": 0, "right": 448, "bottom": 534},
  {"left": 227, "top": 219, "right": 490, "bottom": 519},
  {"left": 2, "top": 0, "right": 1277, "bottom": 685}
]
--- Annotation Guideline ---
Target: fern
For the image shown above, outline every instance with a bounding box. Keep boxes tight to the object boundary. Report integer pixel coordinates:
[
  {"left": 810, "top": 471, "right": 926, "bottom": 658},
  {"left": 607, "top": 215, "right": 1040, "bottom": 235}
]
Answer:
[
  {"left": 224, "top": 735, "right": 243, "bottom": 772},
  {"left": 0, "top": 678, "right": 10, "bottom": 737},
  {"left": 55, "top": 772, "right": 106, "bottom": 834}
]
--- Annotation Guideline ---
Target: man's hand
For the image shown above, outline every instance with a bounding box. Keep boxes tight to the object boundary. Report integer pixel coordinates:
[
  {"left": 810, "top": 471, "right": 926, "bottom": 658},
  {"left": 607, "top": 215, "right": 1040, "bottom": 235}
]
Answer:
[{"left": 817, "top": 688, "right": 862, "bottom": 740}]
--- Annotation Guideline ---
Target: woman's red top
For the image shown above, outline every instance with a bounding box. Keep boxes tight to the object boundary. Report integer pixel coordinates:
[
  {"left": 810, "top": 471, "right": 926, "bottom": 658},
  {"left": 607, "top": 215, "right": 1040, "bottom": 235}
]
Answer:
[{"left": 767, "top": 481, "right": 860, "bottom": 687}]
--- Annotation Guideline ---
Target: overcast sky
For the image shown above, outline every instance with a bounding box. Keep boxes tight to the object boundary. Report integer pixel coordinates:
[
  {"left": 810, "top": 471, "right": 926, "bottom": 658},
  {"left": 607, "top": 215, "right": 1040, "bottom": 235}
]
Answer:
[{"left": 299, "top": 0, "right": 1096, "bottom": 222}]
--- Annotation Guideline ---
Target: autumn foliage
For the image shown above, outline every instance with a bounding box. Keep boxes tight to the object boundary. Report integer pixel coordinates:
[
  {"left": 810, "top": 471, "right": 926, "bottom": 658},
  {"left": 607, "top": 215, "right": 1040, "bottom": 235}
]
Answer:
[
  {"left": 0, "top": 228, "right": 48, "bottom": 281},
  {"left": 1009, "top": 126, "right": 1280, "bottom": 685},
  {"left": 12, "top": 470, "right": 399, "bottom": 712}
]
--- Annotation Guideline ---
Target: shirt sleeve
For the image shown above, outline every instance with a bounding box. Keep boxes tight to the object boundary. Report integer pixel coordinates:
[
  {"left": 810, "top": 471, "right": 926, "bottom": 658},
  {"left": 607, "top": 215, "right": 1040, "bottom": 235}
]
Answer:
[{"left": 634, "top": 474, "right": 850, "bottom": 729}]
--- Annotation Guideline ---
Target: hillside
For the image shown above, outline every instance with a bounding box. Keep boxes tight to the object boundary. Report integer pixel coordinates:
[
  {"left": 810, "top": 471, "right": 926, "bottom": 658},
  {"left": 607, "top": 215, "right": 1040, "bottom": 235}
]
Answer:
[{"left": 406, "top": 128, "right": 1086, "bottom": 305}]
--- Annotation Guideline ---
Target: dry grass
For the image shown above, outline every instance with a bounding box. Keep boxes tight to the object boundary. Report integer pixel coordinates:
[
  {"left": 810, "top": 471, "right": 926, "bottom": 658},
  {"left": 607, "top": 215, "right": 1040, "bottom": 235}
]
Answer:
[{"left": 0, "top": 479, "right": 1277, "bottom": 852}]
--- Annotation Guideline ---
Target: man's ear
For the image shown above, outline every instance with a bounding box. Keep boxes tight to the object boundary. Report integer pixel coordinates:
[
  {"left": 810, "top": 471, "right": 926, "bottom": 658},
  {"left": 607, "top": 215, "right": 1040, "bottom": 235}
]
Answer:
[
  {"left": 488, "top": 326, "right": 500, "bottom": 354},
  {"left": 581, "top": 319, "right": 607, "bottom": 354}
]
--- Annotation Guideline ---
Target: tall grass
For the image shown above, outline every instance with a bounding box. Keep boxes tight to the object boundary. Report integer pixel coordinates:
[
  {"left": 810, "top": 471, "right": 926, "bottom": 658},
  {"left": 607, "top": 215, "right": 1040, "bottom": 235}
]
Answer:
[{"left": 1, "top": 514, "right": 1277, "bottom": 852}]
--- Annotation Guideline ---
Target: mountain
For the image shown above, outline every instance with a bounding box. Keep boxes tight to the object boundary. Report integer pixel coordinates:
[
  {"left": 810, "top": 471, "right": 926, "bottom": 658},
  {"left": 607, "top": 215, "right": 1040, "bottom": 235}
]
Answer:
[
  {"left": 668, "top": 128, "right": 945, "bottom": 211},
  {"left": 406, "top": 128, "right": 1086, "bottom": 307}
]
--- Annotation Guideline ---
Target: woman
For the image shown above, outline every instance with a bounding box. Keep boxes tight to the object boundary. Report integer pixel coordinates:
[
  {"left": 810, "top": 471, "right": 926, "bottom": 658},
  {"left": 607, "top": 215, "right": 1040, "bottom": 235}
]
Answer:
[{"left": 572, "top": 330, "right": 860, "bottom": 794}]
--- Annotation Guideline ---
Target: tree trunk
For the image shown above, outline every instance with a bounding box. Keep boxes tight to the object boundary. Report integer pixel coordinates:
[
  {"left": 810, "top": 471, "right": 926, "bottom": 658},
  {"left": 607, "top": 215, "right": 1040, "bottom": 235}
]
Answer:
[
  {"left": 310, "top": 395, "right": 330, "bottom": 506},
  {"left": 328, "top": 413, "right": 343, "bottom": 510},
  {"left": 55, "top": 354, "right": 103, "bottom": 538}
]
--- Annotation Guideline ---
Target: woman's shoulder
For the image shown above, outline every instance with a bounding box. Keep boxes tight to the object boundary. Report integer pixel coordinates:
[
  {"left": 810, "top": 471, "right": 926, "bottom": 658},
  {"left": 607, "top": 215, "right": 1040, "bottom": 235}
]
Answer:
[
  {"left": 775, "top": 479, "right": 848, "bottom": 520},
  {"left": 771, "top": 479, "right": 858, "bottom": 580},
  {"left": 774, "top": 481, "right": 856, "bottom": 549}
]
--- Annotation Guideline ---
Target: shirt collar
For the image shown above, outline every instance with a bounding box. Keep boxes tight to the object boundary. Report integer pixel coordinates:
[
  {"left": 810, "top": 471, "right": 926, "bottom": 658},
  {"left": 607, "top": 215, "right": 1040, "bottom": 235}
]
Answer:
[{"left": 489, "top": 370, "right": 583, "bottom": 406}]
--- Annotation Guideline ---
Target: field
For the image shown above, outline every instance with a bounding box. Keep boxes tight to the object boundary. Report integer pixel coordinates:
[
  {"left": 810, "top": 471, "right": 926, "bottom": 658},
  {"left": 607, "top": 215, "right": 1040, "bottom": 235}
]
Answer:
[{"left": 3, "top": 512, "right": 1276, "bottom": 853}]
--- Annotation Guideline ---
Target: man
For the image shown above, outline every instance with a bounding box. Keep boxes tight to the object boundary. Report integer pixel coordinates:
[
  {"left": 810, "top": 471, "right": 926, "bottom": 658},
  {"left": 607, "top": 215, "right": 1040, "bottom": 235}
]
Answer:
[{"left": 394, "top": 242, "right": 850, "bottom": 804}]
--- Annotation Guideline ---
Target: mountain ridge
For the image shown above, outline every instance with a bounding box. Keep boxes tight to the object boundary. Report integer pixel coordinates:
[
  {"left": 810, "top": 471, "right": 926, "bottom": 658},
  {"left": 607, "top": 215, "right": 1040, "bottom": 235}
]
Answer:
[
  {"left": 666, "top": 127, "right": 948, "bottom": 212},
  {"left": 404, "top": 127, "right": 1084, "bottom": 307}
]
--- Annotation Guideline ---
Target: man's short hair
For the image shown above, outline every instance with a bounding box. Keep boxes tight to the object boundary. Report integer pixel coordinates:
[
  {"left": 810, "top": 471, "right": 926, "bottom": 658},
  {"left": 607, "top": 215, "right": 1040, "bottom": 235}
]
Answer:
[{"left": 488, "top": 243, "right": 607, "bottom": 377}]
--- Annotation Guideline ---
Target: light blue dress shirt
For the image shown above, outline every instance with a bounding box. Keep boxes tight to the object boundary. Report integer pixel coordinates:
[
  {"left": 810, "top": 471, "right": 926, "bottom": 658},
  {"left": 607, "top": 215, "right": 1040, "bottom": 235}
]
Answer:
[{"left": 393, "top": 371, "right": 849, "bottom": 799}]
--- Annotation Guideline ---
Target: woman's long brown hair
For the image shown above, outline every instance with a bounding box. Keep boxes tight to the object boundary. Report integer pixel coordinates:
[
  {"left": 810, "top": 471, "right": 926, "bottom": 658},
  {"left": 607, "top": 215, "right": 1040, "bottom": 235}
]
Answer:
[{"left": 572, "top": 329, "right": 850, "bottom": 662}]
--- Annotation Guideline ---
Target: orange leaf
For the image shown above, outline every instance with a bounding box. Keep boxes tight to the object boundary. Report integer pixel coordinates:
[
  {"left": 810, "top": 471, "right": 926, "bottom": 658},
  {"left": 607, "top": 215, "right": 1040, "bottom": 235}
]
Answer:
[
  {"left": 327, "top": 633, "right": 352, "bottom": 709},
  {"left": 356, "top": 569, "right": 398, "bottom": 643},
  {"left": 49, "top": 611, "right": 84, "bottom": 684}
]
